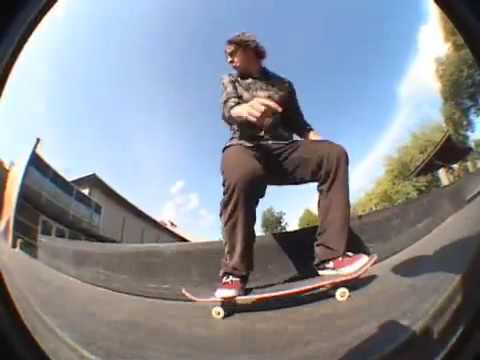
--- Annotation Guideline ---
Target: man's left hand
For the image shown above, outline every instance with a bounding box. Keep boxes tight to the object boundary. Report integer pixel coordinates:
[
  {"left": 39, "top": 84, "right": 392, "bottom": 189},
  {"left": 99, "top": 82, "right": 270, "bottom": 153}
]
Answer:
[{"left": 304, "top": 130, "right": 322, "bottom": 140}]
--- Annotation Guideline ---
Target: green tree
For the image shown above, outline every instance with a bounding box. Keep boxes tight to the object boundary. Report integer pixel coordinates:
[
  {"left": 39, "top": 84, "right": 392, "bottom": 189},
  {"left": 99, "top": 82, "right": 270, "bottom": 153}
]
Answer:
[
  {"left": 474, "top": 139, "right": 480, "bottom": 153},
  {"left": 436, "top": 13, "right": 480, "bottom": 143},
  {"left": 469, "top": 139, "right": 480, "bottom": 170},
  {"left": 353, "top": 122, "right": 444, "bottom": 215},
  {"left": 261, "top": 207, "right": 287, "bottom": 234},
  {"left": 298, "top": 208, "right": 319, "bottom": 229}
]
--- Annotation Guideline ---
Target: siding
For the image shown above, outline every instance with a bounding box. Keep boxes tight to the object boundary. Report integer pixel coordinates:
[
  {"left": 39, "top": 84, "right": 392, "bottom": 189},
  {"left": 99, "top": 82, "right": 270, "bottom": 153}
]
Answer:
[{"left": 88, "top": 187, "right": 177, "bottom": 244}]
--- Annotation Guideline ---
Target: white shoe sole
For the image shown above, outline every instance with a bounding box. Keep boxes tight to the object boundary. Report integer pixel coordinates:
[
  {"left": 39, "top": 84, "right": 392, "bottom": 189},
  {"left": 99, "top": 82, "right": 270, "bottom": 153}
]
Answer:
[{"left": 214, "top": 288, "right": 243, "bottom": 298}]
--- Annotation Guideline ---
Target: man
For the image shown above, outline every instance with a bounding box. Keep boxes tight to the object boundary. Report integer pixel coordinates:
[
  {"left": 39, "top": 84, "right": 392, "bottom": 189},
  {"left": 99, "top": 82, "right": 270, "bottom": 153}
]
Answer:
[{"left": 215, "top": 32, "right": 369, "bottom": 298}]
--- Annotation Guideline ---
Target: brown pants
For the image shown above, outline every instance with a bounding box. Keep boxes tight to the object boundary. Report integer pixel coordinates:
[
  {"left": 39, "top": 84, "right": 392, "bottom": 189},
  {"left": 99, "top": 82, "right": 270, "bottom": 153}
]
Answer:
[{"left": 219, "top": 139, "right": 350, "bottom": 277}]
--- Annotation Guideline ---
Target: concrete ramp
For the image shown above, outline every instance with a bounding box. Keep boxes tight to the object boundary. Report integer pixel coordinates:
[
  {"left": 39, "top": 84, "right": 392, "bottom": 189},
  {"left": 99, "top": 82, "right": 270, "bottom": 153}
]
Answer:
[
  {"left": 18, "top": 171, "right": 480, "bottom": 301},
  {"left": 1, "top": 195, "right": 480, "bottom": 359}
]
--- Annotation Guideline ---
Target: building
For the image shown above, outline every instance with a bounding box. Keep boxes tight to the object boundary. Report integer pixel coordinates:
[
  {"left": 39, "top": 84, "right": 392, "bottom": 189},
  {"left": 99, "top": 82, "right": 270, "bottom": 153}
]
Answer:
[
  {"left": 11, "top": 147, "right": 190, "bottom": 247},
  {"left": 71, "top": 174, "right": 189, "bottom": 244},
  {"left": 409, "top": 131, "right": 476, "bottom": 185},
  {"left": 159, "top": 219, "right": 212, "bottom": 243}
]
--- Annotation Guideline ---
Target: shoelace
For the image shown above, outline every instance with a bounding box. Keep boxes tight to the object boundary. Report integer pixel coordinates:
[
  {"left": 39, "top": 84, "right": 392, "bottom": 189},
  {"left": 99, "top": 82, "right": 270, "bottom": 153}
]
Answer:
[
  {"left": 323, "top": 253, "right": 355, "bottom": 268},
  {"left": 222, "top": 275, "right": 240, "bottom": 284}
]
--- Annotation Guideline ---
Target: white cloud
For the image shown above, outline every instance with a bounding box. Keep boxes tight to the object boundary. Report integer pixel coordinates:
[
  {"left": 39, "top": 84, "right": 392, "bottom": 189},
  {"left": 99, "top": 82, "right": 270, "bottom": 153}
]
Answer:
[
  {"left": 160, "top": 180, "right": 216, "bottom": 232},
  {"left": 350, "top": 1, "right": 448, "bottom": 199},
  {"left": 159, "top": 181, "right": 219, "bottom": 240},
  {"left": 198, "top": 208, "right": 215, "bottom": 228},
  {"left": 164, "top": 182, "right": 199, "bottom": 217},
  {"left": 169, "top": 180, "right": 185, "bottom": 194},
  {"left": 160, "top": 190, "right": 199, "bottom": 220},
  {"left": 159, "top": 200, "right": 177, "bottom": 221},
  {"left": 186, "top": 193, "right": 200, "bottom": 210}
]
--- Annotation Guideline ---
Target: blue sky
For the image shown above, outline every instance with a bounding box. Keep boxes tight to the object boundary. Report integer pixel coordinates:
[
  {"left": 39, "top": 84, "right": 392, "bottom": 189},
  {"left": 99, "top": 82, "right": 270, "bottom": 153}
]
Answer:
[{"left": 0, "top": 0, "right": 467, "bottom": 241}]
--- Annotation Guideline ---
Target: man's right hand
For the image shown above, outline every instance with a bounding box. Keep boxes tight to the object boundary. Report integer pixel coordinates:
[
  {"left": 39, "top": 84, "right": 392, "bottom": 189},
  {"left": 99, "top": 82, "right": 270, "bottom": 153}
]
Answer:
[{"left": 231, "top": 98, "right": 283, "bottom": 128}]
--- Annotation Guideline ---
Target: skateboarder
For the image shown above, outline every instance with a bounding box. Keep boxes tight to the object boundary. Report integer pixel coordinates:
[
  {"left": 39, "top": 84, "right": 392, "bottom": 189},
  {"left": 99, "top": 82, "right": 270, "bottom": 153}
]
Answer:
[{"left": 216, "top": 33, "right": 369, "bottom": 298}]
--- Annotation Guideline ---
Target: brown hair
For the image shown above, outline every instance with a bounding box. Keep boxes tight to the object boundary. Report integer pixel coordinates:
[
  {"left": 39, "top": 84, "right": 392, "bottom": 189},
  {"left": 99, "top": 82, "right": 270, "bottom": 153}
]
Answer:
[{"left": 225, "top": 32, "right": 266, "bottom": 60}]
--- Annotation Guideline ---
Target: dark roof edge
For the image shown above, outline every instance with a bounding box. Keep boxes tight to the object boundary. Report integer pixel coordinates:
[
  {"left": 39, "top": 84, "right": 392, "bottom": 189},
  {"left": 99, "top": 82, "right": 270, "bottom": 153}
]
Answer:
[{"left": 409, "top": 130, "right": 451, "bottom": 178}]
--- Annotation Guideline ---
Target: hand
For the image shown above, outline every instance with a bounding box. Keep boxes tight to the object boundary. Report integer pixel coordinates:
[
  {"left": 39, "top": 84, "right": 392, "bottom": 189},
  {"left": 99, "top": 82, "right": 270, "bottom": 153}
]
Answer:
[
  {"left": 232, "top": 98, "right": 283, "bottom": 127},
  {"left": 304, "top": 130, "right": 322, "bottom": 140}
]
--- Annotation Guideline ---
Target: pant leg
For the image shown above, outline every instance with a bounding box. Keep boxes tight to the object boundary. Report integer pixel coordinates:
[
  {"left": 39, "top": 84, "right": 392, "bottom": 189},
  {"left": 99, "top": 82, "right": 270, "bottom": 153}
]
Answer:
[
  {"left": 265, "top": 140, "right": 350, "bottom": 265},
  {"left": 219, "top": 145, "right": 267, "bottom": 277}
]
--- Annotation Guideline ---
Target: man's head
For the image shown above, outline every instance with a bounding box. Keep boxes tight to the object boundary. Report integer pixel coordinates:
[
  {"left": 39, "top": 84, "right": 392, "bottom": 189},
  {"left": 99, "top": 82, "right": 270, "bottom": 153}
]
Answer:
[{"left": 225, "top": 32, "right": 266, "bottom": 76}]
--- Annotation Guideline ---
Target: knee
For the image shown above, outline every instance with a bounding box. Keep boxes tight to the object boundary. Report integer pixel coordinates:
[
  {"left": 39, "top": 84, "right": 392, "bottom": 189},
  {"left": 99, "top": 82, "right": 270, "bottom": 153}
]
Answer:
[
  {"left": 330, "top": 143, "right": 349, "bottom": 164},
  {"left": 224, "top": 167, "right": 265, "bottom": 192}
]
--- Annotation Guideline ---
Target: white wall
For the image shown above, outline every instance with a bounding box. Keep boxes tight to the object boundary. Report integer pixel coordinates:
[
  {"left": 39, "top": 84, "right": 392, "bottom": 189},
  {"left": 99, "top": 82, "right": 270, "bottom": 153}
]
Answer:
[{"left": 87, "top": 187, "right": 177, "bottom": 244}]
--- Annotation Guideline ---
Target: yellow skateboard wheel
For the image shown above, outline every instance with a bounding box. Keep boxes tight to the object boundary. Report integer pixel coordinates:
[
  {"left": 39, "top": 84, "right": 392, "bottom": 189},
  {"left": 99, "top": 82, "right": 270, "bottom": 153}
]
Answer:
[
  {"left": 211, "top": 306, "right": 225, "bottom": 320},
  {"left": 335, "top": 287, "right": 350, "bottom": 302}
]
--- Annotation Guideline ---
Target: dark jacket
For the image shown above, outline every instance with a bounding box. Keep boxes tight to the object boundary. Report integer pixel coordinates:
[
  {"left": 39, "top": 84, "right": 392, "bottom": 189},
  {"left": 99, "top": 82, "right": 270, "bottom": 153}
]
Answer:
[{"left": 221, "top": 67, "right": 313, "bottom": 149}]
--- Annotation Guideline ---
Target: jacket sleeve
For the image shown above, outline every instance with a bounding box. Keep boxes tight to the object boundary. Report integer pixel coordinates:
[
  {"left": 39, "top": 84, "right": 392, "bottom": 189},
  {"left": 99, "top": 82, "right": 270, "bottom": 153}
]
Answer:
[
  {"left": 283, "top": 81, "right": 314, "bottom": 138},
  {"left": 221, "top": 75, "right": 244, "bottom": 126}
]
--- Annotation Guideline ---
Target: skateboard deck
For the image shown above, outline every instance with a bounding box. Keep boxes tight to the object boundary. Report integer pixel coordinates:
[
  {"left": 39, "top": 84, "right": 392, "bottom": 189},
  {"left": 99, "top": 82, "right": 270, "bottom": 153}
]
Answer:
[{"left": 182, "top": 254, "right": 378, "bottom": 319}]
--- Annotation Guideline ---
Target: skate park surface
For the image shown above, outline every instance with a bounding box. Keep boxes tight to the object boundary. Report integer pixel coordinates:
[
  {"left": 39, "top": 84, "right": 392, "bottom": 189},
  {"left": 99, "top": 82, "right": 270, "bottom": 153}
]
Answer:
[
  {"left": 2, "top": 0, "right": 480, "bottom": 358},
  {"left": 1, "top": 167, "right": 480, "bottom": 359}
]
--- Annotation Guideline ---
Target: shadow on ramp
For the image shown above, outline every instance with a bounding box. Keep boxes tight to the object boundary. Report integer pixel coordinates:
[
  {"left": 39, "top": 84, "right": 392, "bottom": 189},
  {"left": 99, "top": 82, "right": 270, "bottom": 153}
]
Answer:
[
  {"left": 339, "top": 320, "right": 440, "bottom": 360},
  {"left": 270, "top": 228, "right": 371, "bottom": 278},
  {"left": 392, "top": 232, "right": 480, "bottom": 277},
  {"left": 340, "top": 232, "right": 480, "bottom": 359}
]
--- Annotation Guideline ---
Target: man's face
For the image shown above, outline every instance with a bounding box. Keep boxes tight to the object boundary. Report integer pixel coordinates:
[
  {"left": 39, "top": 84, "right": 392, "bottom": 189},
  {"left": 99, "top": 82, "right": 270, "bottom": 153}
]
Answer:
[{"left": 225, "top": 45, "right": 258, "bottom": 75}]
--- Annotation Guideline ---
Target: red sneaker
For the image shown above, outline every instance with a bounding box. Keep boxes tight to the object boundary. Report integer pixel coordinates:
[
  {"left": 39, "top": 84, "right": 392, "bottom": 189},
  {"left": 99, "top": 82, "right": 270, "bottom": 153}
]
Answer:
[
  {"left": 316, "top": 252, "right": 370, "bottom": 276},
  {"left": 214, "top": 274, "right": 247, "bottom": 298}
]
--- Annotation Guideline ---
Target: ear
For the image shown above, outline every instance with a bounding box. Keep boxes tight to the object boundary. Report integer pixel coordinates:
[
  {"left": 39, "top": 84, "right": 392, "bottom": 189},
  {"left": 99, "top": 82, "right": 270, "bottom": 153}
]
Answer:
[{"left": 244, "top": 48, "right": 258, "bottom": 59}]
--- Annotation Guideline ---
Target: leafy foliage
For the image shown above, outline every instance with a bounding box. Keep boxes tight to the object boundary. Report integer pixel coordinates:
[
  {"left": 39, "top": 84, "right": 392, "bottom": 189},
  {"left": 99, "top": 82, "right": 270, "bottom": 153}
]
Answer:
[
  {"left": 436, "top": 14, "right": 480, "bottom": 143},
  {"left": 261, "top": 206, "right": 288, "bottom": 234},
  {"left": 352, "top": 123, "right": 444, "bottom": 215},
  {"left": 298, "top": 208, "right": 319, "bottom": 229}
]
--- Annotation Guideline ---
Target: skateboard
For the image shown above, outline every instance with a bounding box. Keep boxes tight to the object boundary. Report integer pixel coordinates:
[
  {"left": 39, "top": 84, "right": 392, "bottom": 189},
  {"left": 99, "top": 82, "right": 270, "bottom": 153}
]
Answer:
[{"left": 182, "top": 254, "right": 378, "bottom": 319}]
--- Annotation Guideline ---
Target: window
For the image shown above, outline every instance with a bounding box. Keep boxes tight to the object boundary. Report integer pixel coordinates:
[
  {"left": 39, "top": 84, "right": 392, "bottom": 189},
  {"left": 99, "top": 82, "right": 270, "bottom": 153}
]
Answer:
[
  {"left": 31, "top": 154, "right": 51, "bottom": 177},
  {"left": 40, "top": 219, "right": 53, "bottom": 236},
  {"left": 55, "top": 226, "right": 67, "bottom": 238},
  {"left": 50, "top": 172, "right": 74, "bottom": 196},
  {"left": 68, "top": 230, "right": 83, "bottom": 241},
  {"left": 38, "top": 216, "right": 86, "bottom": 241},
  {"left": 74, "top": 189, "right": 93, "bottom": 208}
]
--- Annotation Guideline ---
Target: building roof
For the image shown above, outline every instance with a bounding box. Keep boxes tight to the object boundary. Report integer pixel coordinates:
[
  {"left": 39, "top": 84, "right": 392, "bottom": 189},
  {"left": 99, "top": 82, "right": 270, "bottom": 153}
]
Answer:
[
  {"left": 71, "top": 174, "right": 190, "bottom": 242},
  {"left": 158, "top": 220, "right": 212, "bottom": 243},
  {"left": 410, "top": 131, "right": 473, "bottom": 178}
]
